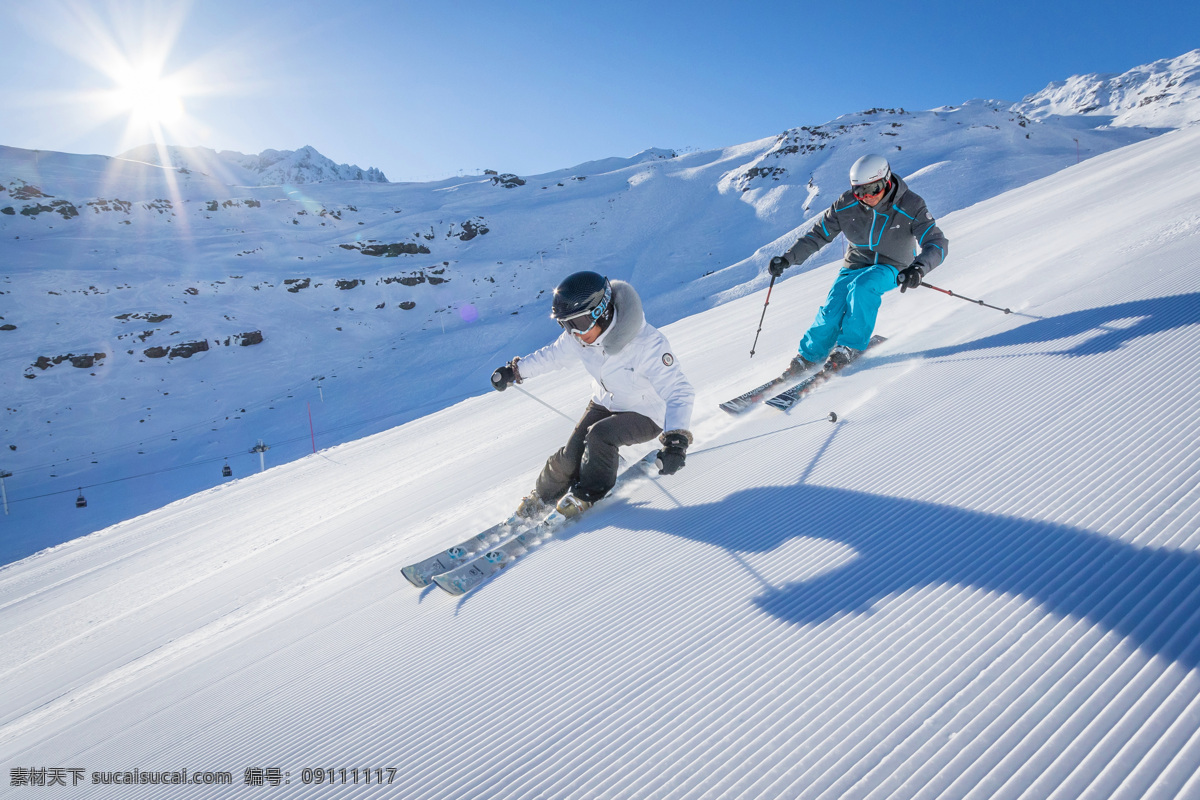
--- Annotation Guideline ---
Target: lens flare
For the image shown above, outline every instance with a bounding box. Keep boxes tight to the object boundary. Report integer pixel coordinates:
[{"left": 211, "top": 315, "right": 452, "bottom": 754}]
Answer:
[{"left": 11, "top": 3, "right": 226, "bottom": 158}]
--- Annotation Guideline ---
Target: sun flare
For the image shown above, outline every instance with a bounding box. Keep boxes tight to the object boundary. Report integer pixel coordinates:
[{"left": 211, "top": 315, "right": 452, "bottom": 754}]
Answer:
[{"left": 107, "top": 62, "right": 186, "bottom": 128}]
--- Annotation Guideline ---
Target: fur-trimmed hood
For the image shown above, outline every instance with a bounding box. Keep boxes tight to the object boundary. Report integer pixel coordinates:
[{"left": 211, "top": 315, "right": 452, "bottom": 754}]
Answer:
[{"left": 596, "top": 280, "right": 645, "bottom": 356}]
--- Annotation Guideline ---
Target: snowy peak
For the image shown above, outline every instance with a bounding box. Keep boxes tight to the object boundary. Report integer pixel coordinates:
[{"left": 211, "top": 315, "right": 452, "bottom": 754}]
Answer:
[
  {"left": 116, "top": 143, "right": 389, "bottom": 186},
  {"left": 557, "top": 147, "right": 678, "bottom": 178},
  {"left": 1015, "top": 49, "right": 1200, "bottom": 128}
]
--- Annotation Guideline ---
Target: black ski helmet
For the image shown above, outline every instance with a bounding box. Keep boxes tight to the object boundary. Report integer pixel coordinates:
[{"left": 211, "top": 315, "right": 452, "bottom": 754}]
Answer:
[{"left": 551, "top": 271, "right": 614, "bottom": 334}]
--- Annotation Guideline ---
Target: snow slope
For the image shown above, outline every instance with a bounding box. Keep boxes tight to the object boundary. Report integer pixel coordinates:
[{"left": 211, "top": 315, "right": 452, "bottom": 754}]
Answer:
[{"left": 1, "top": 125, "right": 1198, "bottom": 798}]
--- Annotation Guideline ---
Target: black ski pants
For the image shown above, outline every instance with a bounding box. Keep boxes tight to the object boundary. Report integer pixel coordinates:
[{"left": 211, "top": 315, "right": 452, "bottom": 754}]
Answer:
[{"left": 535, "top": 401, "right": 662, "bottom": 503}]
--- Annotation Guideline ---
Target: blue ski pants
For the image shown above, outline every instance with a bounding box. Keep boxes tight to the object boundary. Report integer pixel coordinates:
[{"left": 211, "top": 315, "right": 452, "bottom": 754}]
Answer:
[{"left": 798, "top": 264, "right": 899, "bottom": 361}]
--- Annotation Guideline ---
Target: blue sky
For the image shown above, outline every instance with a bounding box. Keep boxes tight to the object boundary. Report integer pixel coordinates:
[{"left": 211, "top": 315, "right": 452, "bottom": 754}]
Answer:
[{"left": 2, "top": 0, "right": 1197, "bottom": 181}]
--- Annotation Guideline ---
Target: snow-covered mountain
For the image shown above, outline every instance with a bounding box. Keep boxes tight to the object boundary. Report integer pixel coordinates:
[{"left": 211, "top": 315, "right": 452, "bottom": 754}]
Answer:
[
  {"left": 117, "top": 143, "right": 389, "bottom": 186},
  {"left": 1, "top": 120, "right": 1198, "bottom": 799},
  {"left": 1016, "top": 48, "right": 1200, "bottom": 129},
  {"left": 1, "top": 50, "right": 1197, "bottom": 564}
]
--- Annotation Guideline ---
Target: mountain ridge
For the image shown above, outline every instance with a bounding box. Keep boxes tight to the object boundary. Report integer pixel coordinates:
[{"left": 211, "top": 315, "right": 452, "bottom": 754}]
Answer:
[
  {"left": 116, "top": 143, "right": 389, "bottom": 186},
  {"left": 1015, "top": 48, "right": 1200, "bottom": 128}
]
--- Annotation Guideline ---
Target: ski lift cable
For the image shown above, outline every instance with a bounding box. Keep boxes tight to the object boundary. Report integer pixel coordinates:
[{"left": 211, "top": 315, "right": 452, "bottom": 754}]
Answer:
[
  {"left": 6, "top": 450, "right": 245, "bottom": 505},
  {"left": 3, "top": 366, "right": 482, "bottom": 480},
  {"left": 2, "top": 382, "right": 486, "bottom": 504},
  {"left": 3, "top": 311, "right": 522, "bottom": 479}
]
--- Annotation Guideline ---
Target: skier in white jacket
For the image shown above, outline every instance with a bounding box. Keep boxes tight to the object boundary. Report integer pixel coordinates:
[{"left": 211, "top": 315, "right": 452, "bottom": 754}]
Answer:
[{"left": 491, "top": 271, "right": 695, "bottom": 518}]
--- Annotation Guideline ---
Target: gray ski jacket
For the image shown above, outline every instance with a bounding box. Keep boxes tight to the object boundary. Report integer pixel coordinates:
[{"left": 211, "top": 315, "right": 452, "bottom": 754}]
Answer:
[{"left": 783, "top": 175, "right": 948, "bottom": 273}]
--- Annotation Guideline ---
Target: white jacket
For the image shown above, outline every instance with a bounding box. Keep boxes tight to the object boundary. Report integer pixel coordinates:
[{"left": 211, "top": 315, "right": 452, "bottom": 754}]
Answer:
[{"left": 517, "top": 281, "right": 694, "bottom": 434}]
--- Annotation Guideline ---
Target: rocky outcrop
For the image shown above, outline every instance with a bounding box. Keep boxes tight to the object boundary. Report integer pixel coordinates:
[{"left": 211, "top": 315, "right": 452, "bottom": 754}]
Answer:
[
  {"left": 379, "top": 266, "right": 449, "bottom": 286},
  {"left": 143, "top": 331, "right": 264, "bottom": 359},
  {"left": 490, "top": 173, "right": 526, "bottom": 188},
  {"left": 145, "top": 340, "right": 209, "bottom": 359},
  {"left": 232, "top": 330, "right": 263, "bottom": 346},
  {"left": 87, "top": 198, "right": 133, "bottom": 214},
  {"left": 26, "top": 352, "right": 108, "bottom": 375},
  {"left": 115, "top": 312, "right": 173, "bottom": 324},
  {"left": 341, "top": 241, "right": 432, "bottom": 257},
  {"left": 20, "top": 200, "right": 79, "bottom": 219},
  {"left": 456, "top": 218, "right": 489, "bottom": 241},
  {"left": 9, "top": 181, "right": 50, "bottom": 200}
]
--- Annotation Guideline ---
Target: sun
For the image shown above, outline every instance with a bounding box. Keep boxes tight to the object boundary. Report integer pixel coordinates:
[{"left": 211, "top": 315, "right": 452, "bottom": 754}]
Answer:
[{"left": 107, "top": 62, "right": 186, "bottom": 128}]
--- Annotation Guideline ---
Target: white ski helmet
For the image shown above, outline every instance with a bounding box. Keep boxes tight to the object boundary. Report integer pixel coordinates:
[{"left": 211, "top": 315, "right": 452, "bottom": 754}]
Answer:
[{"left": 849, "top": 154, "right": 891, "bottom": 188}]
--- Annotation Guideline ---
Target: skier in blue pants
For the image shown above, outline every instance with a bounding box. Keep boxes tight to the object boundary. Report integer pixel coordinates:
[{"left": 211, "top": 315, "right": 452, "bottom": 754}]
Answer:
[
  {"left": 798, "top": 264, "right": 902, "bottom": 359},
  {"left": 767, "top": 154, "right": 949, "bottom": 374}
]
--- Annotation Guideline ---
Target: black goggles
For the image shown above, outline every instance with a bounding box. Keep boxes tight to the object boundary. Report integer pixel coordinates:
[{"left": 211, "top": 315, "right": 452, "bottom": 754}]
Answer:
[
  {"left": 853, "top": 178, "right": 888, "bottom": 198},
  {"left": 558, "top": 312, "right": 600, "bottom": 334},
  {"left": 557, "top": 294, "right": 611, "bottom": 334}
]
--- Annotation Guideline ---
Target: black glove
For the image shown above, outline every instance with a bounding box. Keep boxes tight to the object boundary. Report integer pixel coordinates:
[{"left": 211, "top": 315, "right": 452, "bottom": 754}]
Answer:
[
  {"left": 768, "top": 256, "right": 790, "bottom": 278},
  {"left": 897, "top": 264, "right": 924, "bottom": 293},
  {"left": 655, "top": 431, "right": 691, "bottom": 475},
  {"left": 490, "top": 358, "right": 521, "bottom": 392}
]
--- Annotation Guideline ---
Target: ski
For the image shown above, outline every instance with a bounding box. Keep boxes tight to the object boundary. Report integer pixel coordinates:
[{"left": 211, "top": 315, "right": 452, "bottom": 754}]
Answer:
[
  {"left": 719, "top": 359, "right": 824, "bottom": 415},
  {"left": 765, "top": 335, "right": 887, "bottom": 411},
  {"left": 401, "top": 515, "right": 537, "bottom": 588},
  {"left": 431, "top": 451, "right": 661, "bottom": 595}
]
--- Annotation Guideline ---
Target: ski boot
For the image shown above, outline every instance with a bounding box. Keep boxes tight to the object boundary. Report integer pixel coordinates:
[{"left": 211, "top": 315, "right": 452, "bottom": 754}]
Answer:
[
  {"left": 782, "top": 353, "right": 820, "bottom": 380},
  {"left": 555, "top": 493, "right": 593, "bottom": 519},
  {"left": 515, "top": 491, "right": 552, "bottom": 520},
  {"left": 826, "top": 345, "right": 862, "bottom": 370}
]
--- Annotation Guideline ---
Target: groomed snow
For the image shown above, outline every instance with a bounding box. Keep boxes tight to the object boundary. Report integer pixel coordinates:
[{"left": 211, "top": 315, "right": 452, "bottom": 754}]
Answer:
[{"left": 1, "top": 125, "right": 1198, "bottom": 797}]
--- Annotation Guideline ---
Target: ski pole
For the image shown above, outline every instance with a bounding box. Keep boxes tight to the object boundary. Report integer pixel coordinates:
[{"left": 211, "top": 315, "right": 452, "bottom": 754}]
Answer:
[
  {"left": 514, "top": 384, "right": 576, "bottom": 425},
  {"left": 749, "top": 274, "right": 776, "bottom": 358},
  {"left": 921, "top": 282, "right": 1011, "bottom": 314}
]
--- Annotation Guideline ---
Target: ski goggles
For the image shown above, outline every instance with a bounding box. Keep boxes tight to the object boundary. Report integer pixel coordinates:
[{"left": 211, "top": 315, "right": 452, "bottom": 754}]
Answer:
[
  {"left": 852, "top": 178, "right": 888, "bottom": 198},
  {"left": 556, "top": 288, "right": 611, "bottom": 335}
]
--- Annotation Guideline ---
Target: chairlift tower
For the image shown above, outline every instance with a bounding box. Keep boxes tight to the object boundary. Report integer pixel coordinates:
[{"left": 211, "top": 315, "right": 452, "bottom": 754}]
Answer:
[
  {"left": 0, "top": 470, "right": 11, "bottom": 516},
  {"left": 250, "top": 440, "right": 270, "bottom": 473}
]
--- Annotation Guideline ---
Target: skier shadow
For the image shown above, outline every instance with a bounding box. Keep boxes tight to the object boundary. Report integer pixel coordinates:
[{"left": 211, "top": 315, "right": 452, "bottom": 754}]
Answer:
[
  {"left": 904, "top": 291, "right": 1200, "bottom": 361},
  {"left": 622, "top": 484, "right": 1200, "bottom": 669}
]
